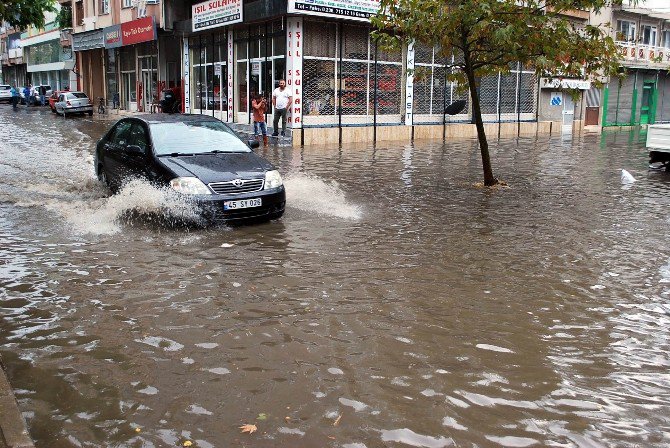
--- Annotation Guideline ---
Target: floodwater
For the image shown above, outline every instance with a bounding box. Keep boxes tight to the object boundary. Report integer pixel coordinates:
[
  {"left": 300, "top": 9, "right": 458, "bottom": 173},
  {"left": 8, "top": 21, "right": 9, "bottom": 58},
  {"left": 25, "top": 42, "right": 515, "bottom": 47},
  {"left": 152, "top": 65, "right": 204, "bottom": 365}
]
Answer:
[{"left": 1, "top": 106, "right": 669, "bottom": 448}]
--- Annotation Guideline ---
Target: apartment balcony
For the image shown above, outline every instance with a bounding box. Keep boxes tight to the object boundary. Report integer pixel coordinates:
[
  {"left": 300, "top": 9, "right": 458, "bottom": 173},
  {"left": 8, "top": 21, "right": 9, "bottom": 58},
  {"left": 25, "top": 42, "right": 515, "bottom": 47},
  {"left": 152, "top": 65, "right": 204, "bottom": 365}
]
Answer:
[{"left": 617, "top": 41, "right": 670, "bottom": 69}]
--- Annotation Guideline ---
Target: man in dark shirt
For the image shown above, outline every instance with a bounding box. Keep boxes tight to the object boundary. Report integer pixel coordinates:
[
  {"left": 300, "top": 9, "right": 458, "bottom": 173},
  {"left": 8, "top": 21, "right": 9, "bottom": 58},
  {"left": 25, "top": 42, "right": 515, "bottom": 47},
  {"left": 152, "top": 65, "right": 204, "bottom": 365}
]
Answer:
[{"left": 39, "top": 85, "right": 47, "bottom": 106}]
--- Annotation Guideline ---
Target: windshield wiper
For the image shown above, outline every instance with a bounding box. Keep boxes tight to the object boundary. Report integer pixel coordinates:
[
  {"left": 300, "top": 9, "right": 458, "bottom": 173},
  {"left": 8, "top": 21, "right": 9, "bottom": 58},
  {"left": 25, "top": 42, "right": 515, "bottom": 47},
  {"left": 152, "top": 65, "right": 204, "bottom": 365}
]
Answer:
[{"left": 159, "top": 152, "right": 193, "bottom": 157}]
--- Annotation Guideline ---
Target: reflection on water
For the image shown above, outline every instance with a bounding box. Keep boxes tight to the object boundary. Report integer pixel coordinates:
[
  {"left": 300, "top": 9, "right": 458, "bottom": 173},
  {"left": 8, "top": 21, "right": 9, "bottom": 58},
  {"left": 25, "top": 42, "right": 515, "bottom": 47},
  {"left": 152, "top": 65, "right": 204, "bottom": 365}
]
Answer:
[{"left": 1, "top": 109, "right": 669, "bottom": 447}]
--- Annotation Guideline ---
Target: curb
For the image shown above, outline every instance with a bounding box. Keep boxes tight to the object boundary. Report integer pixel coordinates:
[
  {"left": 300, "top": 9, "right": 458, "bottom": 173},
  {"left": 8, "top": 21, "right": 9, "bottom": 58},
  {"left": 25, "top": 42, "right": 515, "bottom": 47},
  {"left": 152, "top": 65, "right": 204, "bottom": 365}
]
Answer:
[{"left": 0, "top": 356, "right": 34, "bottom": 448}]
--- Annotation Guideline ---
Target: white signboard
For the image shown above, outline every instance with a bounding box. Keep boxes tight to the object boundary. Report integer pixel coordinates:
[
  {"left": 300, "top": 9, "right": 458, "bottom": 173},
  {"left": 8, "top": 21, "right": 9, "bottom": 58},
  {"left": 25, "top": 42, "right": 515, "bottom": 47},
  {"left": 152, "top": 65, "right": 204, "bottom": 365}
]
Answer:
[
  {"left": 227, "top": 29, "right": 234, "bottom": 122},
  {"left": 405, "top": 40, "right": 415, "bottom": 126},
  {"left": 183, "top": 37, "right": 190, "bottom": 114},
  {"left": 251, "top": 61, "right": 260, "bottom": 76},
  {"left": 287, "top": 17, "right": 303, "bottom": 128},
  {"left": 192, "top": 0, "right": 243, "bottom": 32},
  {"left": 287, "top": 0, "right": 380, "bottom": 22},
  {"left": 540, "top": 78, "right": 591, "bottom": 90}
]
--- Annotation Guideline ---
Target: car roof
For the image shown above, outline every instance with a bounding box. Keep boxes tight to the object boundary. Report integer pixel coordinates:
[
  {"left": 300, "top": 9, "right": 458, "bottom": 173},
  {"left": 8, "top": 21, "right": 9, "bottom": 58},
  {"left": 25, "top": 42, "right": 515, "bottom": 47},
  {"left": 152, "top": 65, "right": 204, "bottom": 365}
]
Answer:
[{"left": 129, "top": 114, "right": 225, "bottom": 125}]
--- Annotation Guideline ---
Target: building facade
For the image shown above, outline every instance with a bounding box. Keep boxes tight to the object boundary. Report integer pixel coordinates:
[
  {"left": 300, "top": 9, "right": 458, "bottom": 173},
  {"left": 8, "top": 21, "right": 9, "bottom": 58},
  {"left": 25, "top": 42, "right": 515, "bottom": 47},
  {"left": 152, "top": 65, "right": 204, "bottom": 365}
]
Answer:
[
  {"left": 0, "top": 25, "right": 27, "bottom": 87},
  {"left": 596, "top": 4, "right": 670, "bottom": 127},
  {"left": 70, "top": 0, "right": 181, "bottom": 111},
  {"left": 177, "top": 0, "right": 550, "bottom": 144}
]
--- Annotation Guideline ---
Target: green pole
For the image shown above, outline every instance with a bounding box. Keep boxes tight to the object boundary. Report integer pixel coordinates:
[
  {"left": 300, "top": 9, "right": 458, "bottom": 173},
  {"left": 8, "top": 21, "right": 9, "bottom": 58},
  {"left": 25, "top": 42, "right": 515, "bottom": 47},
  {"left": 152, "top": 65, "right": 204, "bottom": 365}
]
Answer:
[
  {"left": 630, "top": 70, "right": 638, "bottom": 126},
  {"left": 650, "top": 73, "right": 659, "bottom": 124},
  {"left": 602, "top": 85, "right": 609, "bottom": 126}
]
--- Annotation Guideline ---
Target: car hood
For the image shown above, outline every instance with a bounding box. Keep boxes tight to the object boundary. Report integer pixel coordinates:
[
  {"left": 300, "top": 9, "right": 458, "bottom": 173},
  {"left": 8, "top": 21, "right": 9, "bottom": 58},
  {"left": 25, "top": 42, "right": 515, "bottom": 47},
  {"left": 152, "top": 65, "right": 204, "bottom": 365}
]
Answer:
[{"left": 158, "top": 152, "right": 274, "bottom": 183}]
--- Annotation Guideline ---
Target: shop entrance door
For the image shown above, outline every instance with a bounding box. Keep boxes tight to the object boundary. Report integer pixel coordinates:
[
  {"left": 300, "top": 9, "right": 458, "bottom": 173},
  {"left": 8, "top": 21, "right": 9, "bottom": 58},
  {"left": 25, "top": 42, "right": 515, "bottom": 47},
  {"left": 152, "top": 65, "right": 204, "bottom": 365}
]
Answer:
[
  {"left": 249, "top": 60, "right": 273, "bottom": 115},
  {"left": 141, "top": 69, "right": 157, "bottom": 112},
  {"left": 562, "top": 94, "right": 575, "bottom": 133},
  {"left": 640, "top": 81, "right": 656, "bottom": 125},
  {"left": 121, "top": 71, "right": 136, "bottom": 111}
]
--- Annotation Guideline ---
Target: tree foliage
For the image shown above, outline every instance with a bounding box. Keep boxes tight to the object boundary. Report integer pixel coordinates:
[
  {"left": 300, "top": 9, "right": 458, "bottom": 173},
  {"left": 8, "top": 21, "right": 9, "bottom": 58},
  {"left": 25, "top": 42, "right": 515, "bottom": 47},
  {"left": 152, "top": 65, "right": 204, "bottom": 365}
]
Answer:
[
  {"left": 0, "top": 0, "right": 57, "bottom": 30},
  {"left": 56, "top": 5, "right": 72, "bottom": 30},
  {"left": 372, "top": 0, "right": 629, "bottom": 186}
]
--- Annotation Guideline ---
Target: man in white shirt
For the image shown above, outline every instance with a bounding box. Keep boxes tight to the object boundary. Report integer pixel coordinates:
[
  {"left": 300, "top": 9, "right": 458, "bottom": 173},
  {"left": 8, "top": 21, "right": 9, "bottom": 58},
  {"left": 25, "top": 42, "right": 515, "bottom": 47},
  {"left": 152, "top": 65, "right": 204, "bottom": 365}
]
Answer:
[{"left": 272, "top": 79, "right": 292, "bottom": 137}]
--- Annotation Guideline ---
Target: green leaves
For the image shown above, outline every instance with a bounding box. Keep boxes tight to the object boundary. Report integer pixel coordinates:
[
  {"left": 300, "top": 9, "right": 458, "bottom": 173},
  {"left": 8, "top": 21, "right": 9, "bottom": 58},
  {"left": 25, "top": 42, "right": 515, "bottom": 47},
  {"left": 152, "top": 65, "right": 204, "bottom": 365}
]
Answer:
[
  {"left": 0, "top": 0, "right": 57, "bottom": 30},
  {"left": 373, "top": 0, "right": 632, "bottom": 81}
]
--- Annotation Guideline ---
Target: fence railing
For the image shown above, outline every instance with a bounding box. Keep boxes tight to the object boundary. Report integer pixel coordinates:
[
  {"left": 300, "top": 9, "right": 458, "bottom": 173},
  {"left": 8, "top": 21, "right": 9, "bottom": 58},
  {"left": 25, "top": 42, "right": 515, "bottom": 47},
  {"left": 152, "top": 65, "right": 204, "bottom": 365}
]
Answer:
[{"left": 616, "top": 41, "right": 670, "bottom": 69}]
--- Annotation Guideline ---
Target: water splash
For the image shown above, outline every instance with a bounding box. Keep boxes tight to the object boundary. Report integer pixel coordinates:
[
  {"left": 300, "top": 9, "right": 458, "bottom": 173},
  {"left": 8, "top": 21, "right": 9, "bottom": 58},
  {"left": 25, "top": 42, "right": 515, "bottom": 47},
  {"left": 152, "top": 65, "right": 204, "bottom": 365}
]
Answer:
[
  {"left": 52, "top": 179, "right": 203, "bottom": 235},
  {"left": 284, "top": 174, "right": 362, "bottom": 220}
]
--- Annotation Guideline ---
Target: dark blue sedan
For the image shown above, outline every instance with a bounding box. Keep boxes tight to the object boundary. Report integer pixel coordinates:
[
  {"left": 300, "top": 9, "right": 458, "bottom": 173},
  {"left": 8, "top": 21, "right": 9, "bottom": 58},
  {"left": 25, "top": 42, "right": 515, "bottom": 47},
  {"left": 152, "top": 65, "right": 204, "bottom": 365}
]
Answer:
[{"left": 94, "top": 114, "right": 285, "bottom": 223}]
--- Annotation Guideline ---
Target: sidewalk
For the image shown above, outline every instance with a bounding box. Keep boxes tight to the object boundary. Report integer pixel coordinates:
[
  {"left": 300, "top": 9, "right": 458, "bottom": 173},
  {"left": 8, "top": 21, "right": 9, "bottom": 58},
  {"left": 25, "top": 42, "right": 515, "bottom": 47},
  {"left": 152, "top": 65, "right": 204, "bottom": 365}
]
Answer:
[{"left": 0, "top": 356, "right": 34, "bottom": 448}]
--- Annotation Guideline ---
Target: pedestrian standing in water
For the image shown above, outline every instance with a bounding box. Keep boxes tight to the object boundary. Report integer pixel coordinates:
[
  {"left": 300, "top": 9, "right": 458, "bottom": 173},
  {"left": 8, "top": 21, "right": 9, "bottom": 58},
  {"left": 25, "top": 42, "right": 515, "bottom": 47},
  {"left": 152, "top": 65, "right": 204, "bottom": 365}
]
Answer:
[
  {"left": 252, "top": 93, "right": 268, "bottom": 145},
  {"left": 272, "top": 79, "right": 292, "bottom": 137},
  {"left": 39, "top": 85, "right": 47, "bottom": 106},
  {"left": 23, "top": 84, "right": 31, "bottom": 106},
  {"left": 10, "top": 86, "right": 20, "bottom": 110}
]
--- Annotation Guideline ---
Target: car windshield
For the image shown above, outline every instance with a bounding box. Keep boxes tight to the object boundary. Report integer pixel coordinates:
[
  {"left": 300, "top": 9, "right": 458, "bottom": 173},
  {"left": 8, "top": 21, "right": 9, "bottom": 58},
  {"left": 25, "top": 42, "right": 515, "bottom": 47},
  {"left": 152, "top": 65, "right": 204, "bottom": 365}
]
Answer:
[
  {"left": 68, "top": 92, "right": 88, "bottom": 99},
  {"left": 150, "top": 121, "right": 251, "bottom": 155}
]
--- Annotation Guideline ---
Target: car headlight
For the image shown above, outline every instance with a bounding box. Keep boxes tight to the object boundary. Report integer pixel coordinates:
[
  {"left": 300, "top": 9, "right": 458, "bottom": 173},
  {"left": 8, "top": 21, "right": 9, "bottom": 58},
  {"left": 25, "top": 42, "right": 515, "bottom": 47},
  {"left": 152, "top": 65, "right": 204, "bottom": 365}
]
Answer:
[
  {"left": 264, "top": 170, "right": 283, "bottom": 190},
  {"left": 170, "top": 177, "right": 211, "bottom": 195}
]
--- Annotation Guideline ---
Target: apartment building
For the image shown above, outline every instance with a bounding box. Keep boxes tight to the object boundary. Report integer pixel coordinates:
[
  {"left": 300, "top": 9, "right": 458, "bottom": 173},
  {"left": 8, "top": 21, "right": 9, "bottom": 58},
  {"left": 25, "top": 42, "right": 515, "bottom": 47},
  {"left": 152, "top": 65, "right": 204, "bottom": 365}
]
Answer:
[
  {"left": 594, "top": 3, "right": 670, "bottom": 126},
  {"left": 0, "top": 24, "right": 27, "bottom": 87}
]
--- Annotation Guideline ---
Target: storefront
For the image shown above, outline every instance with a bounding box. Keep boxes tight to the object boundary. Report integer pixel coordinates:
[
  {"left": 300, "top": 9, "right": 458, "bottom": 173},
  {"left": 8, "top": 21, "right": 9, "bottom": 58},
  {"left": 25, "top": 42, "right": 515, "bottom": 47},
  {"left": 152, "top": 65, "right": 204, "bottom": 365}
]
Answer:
[
  {"left": 73, "top": 29, "right": 105, "bottom": 99},
  {"left": 181, "top": 0, "right": 541, "bottom": 145},
  {"left": 25, "top": 29, "right": 75, "bottom": 91},
  {"left": 103, "top": 16, "right": 158, "bottom": 112}
]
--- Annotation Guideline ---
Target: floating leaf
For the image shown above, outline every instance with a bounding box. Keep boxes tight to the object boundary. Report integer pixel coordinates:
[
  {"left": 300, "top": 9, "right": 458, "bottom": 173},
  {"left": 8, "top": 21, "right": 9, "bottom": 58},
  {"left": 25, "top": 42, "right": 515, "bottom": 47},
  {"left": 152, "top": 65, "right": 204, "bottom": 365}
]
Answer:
[
  {"left": 240, "top": 424, "right": 257, "bottom": 434},
  {"left": 183, "top": 441, "right": 193, "bottom": 447},
  {"left": 257, "top": 413, "right": 268, "bottom": 421}
]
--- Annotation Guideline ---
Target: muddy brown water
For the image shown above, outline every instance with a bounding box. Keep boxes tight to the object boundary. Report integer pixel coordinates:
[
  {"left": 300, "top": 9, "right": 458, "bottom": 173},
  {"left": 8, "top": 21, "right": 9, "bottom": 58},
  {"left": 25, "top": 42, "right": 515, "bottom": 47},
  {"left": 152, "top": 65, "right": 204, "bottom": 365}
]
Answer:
[{"left": 1, "top": 106, "right": 669, "bottom": 447}]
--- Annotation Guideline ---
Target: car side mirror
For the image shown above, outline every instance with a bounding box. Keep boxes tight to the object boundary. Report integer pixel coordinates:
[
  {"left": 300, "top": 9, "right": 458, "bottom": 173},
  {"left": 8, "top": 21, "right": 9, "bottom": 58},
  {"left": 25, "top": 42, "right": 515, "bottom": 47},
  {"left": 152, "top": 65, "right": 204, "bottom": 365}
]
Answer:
[
  {"left": 126, "top": 144, "right": 144, "bottom": 155},
  {"left": 248, "top": 139, "right": 260, "bottom": 149}
]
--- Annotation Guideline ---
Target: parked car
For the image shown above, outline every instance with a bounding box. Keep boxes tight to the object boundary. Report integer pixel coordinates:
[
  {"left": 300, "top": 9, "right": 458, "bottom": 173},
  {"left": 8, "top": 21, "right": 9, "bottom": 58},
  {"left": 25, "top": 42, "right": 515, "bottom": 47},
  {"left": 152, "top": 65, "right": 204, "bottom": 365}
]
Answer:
[
  {"left": 49, "top": 90, "right": 65, "bottom": 112},
  {"left": 94, "top": 114, "right": 285, "bottom": 223},
  {"left": 54, "top": 91, "right": 94, "bottom": 117},
  {"left": 0, "top": 85, "right": 11, "bottom": 103}
]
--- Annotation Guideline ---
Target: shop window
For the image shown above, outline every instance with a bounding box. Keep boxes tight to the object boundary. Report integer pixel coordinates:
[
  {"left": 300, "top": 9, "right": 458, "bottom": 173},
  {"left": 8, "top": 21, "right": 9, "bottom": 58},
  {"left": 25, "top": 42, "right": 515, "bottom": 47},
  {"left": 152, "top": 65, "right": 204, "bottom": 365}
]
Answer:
[
  {"left": 303, "top": 20, "right": 403, "bottom": 124},
  {"left": 305, "top": 21, "right": 336, "bottom": 58}
]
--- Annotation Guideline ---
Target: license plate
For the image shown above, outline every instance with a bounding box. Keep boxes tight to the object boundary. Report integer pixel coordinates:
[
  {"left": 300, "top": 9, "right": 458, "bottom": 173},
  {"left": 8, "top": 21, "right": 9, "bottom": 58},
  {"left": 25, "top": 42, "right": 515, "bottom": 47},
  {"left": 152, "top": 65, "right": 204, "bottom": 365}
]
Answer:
[{"left": 224, "top": 198, "right": 262, "bottom": 210}]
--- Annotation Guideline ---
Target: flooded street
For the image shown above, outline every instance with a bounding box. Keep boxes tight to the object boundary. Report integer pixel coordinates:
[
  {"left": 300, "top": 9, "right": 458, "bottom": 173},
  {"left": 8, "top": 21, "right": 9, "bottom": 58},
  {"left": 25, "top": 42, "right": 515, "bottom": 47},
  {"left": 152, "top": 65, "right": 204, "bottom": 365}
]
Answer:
[{"left": 1, "top": 106, "right": 669, "bottom": 447}]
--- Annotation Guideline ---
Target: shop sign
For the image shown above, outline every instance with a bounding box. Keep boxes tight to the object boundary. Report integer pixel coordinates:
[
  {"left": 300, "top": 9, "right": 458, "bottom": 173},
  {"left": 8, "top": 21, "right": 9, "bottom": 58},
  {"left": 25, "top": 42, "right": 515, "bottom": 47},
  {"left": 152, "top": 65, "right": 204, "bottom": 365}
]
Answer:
[
  {"left": 550, "top": 92, "right": 563, "bottom": 107},
  {"left": 226, "top": 29, "right": 234, "bottom": 121},
  {"left": 405, "top": 40, "right": 415, "bottom": 126},
  {"left": 287, "top": 0, "right": 380, "bottom": 22},
  {"left": 540, "top": 78, "right": 591, "bottom": 90},
  {"left": 192, "top": 0, "right": 243, "bottom": 32},
  {"left": 251, "top": 62, "right": 260, "bottom": 76},
  {"left": 103, "top": 24, "right": 122, "bottom": 49},
  {"left": 121, "top": 16, "right": 157, "bottom": 46},
  {"left": 287, "top": 18, "right": 303, "bottom": 128},
  {"left": 72, "top": 29, "right": 104, "bottom": 51},
  {"left": 183, "top": 37, "right": 191, "bottom": 114}
]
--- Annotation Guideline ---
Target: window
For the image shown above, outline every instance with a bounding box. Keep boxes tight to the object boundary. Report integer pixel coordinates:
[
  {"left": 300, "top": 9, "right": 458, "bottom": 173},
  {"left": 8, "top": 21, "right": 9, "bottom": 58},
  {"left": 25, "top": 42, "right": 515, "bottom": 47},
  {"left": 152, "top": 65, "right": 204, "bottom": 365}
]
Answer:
[
  {"left": 99, "top": 0, "right": 109, "bottom": 14},
  {"left": 663, "top": 30, "right": 670, "bottom": 49},
  {"left": 111, "top": 121, "right": 132, "bottom": 145},
  {"left": 616, "top": 20, "right": 636, "bottom": 42},
  {"left": 128, "top": 123, "right": 149, "bottom": 152},
  {"left": 122, "top": 0, "right": 132, "bottom": 8},
  {"left": 641, "top": 25, "right": 657, "bottom": 46},
  {"left": 75, "top": 1, "right": 84, "bottom": 26}
]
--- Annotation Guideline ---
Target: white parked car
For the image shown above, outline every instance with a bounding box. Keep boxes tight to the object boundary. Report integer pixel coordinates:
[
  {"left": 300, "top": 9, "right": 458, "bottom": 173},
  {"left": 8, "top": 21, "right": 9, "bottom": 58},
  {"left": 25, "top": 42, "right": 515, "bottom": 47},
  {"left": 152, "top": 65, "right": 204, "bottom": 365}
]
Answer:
[
  {"left": 54, "top": 91, "right": 93, "bottom": 117},
  {"left": 0, "top": 84, "right": 11, "bottom": 103}
]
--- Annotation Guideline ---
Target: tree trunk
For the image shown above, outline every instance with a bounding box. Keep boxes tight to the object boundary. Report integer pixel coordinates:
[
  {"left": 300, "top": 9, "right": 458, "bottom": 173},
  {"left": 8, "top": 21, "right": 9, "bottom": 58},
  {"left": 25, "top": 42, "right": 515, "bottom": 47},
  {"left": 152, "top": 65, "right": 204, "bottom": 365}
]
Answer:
[{"left": 464, "top": 65, "right": 497, "bottom": 186}]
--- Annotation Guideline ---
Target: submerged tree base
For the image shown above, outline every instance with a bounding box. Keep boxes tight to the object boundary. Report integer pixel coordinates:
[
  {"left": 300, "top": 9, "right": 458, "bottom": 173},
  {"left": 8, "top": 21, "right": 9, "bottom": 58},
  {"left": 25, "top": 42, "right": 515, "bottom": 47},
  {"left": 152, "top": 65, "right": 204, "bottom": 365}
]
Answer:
[{"left": 474, "top": 179, "right": 509, "bottom": 190}]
